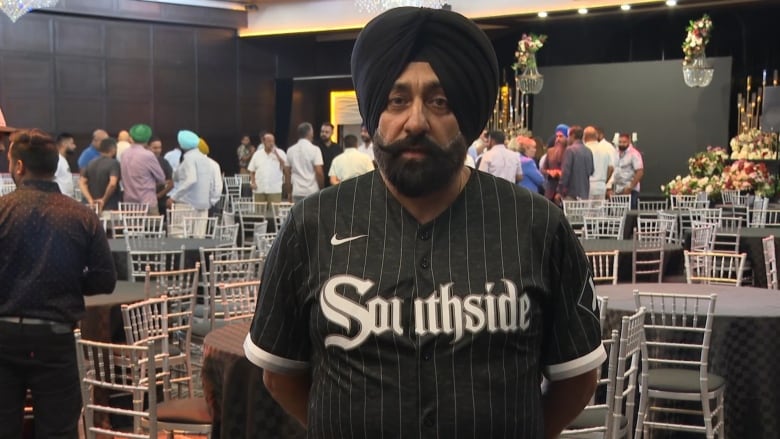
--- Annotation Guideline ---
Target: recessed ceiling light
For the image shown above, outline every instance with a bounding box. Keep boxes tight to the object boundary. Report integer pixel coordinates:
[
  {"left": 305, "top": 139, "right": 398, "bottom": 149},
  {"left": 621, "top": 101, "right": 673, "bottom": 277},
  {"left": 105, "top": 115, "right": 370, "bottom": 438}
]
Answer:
[
  {"left": 621, "top": 4, "right": 632, "bottom": 11},
  {"left": 578, "top": 8, "right": 588, "bottom": 14},
  {"left": 538, "top": 11, "right": 548, "bottom": 18},
  {"left": 666, "top": 0, "right": 677, "bottom": 6}
]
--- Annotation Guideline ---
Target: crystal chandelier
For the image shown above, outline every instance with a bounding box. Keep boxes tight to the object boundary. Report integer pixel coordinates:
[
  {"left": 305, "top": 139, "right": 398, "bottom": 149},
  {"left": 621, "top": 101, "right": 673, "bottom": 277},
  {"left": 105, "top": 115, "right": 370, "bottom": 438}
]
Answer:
[
  {"left": 682, "top": 54, "right": 714, "bottom": 88},
  {"left": 0, "top": 0, "right": 59, "bottom": 22},
  {"left": 355, "top": 0, "right": 442, "bottom": 14}
]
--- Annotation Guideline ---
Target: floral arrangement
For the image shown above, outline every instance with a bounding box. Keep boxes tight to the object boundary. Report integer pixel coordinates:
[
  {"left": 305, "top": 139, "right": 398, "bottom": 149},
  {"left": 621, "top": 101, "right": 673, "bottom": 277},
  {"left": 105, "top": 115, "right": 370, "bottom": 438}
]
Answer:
[
  {"left": 512, "top": 33, "right": 548, "bottom": 71},
  {"left": 729, "top": 129, "right": 778, "bottom": 160},
  {"left": 661, "top": 143, "right": 777, "bottom": 199},
  {"left": 688, "top": 146, "right": 728, "bottom": 177},
  {"left": 682, "top": 14, "right": 713, "bottom": 65},
  {"left": 661, "top": 175, "right": 721, "bottom": 197},
  {"left": 720, "top": 160, "right": 776, "bottom": 197}
]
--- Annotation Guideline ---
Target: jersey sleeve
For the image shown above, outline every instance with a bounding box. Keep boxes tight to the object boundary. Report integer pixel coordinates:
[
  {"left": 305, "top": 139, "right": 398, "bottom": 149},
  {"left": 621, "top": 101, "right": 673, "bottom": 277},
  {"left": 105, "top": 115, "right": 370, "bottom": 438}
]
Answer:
[
  {"left": 244, "top": 209, "right": 312, "bottom": 374},
  {"left": 541, "top": 217, "right": 606, "bottom": 381}
]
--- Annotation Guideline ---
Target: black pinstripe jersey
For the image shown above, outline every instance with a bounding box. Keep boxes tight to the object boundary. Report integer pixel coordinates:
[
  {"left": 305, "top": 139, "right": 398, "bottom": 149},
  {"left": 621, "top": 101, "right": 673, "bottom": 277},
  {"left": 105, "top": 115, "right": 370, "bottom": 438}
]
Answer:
[{"left": 245, "top": 169, "right": 605, "bottom": 439}]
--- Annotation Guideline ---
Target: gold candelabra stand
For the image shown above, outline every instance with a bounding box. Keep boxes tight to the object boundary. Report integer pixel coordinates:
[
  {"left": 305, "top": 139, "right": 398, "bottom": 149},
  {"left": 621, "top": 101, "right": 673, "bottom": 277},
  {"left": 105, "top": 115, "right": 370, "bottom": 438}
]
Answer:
[
  {"left": 738, "top": 69, "right": 778, "bottom": 134},
  {"left": 487, "top": 71, "right": 532, "bottom": 137}
]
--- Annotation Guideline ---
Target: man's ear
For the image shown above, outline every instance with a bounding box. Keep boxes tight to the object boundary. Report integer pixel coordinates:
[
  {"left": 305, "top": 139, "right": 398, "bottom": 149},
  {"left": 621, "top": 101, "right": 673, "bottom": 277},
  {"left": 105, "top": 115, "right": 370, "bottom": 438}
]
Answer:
[{"left": 13, "top": 158, "right": 25, "bottom": 177}]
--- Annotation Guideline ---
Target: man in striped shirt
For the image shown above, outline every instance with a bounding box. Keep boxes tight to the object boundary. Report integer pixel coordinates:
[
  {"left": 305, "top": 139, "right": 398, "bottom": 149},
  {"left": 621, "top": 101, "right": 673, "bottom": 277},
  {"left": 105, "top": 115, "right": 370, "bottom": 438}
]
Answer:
[{"left": 245, "top": 7, "right": 605, "bottom": 438}]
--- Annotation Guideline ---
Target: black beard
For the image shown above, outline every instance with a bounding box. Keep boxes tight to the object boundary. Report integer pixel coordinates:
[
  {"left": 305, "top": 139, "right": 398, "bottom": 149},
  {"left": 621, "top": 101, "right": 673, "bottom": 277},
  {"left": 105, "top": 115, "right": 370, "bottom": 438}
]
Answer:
[{"left": 373, "top": 131, "right": 467, "bottom": 198}]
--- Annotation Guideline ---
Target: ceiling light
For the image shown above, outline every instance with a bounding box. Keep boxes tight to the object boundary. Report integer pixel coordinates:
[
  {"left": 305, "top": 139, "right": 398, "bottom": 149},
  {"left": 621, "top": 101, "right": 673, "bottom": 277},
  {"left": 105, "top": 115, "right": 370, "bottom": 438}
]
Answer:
[
  {"left": 665, "top": 0, "right": 677, "bottom": 6},
  {"left": 578, "top": 8, "right": 588, "bottom": 14},
  {"left": 621, "top": 4, "right": 631, "bottom": 11},
  {"left": 538, "top": 11, "right": 548, "bottom": 18}
]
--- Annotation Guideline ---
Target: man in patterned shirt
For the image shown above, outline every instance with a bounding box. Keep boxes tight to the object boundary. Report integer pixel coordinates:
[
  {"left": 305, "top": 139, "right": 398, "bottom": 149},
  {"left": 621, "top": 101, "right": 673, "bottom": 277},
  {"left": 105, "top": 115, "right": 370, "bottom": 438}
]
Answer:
[
  {"left": 0, "top": 129, "right": 116, "bottom": 438},
  {"left": 245, "top": 7, "right": 605, "bottom": 438}
]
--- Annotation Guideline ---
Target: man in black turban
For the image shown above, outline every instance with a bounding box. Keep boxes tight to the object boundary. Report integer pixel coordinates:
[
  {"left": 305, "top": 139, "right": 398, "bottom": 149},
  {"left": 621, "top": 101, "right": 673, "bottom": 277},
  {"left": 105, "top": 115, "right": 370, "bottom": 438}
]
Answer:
[
  {"left": 248, "top": 7, "right": 604, "bottom": 439},
  {"left": 351, "top": 6, "right": 498, "bottom": 198}
]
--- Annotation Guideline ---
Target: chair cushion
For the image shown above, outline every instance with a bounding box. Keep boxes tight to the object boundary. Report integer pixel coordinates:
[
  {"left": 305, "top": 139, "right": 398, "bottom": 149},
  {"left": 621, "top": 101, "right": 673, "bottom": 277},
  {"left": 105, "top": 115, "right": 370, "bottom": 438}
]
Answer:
[
  {"left": 157, "top": 397, "right": 212, "bottom": 424},
  {"left": 648, "top": 369, "right": 725, "bottom": 392},
  {"left": 191, "top": 317, "right": 228, "bottom": 337},
  {"left": 568, "top": 407, "right": 608, "bottom": 429},
  {"left": 568, "top": 406, "right": 629, "bottom": 430}
]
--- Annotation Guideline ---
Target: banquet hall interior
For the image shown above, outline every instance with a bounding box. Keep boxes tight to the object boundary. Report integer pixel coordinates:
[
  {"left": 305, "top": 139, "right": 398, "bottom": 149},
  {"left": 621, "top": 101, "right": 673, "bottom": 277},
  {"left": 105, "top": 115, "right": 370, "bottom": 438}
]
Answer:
[{"left": 1, "top": 0, "right": 780, "bottom": 438}]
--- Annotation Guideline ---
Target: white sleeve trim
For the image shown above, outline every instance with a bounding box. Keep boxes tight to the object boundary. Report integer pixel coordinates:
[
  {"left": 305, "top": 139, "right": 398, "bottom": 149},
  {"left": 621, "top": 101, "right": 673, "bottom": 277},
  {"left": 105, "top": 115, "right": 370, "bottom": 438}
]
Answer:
[
  {"left": 243, "top": 333, "right": 310, "bottom": 374},
  {"left": 544, "top": 343, "right": 607, "bottom": 382}
]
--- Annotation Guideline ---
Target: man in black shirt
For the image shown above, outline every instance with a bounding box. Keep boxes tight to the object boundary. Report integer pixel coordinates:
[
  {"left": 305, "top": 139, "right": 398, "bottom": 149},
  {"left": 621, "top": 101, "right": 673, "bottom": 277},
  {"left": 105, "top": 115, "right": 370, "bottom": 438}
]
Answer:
[
  {"left": 0, "top": 129, "right": 117, "bottom": 438},
  {"left": 316, "top": 122, "right": 343, "bottom": 188},
  {"left": 245, "top": 7, "right": 604, "bottom": 439},
  {"left": 80, "top": 137, "right": 122, "bottom": 213}
]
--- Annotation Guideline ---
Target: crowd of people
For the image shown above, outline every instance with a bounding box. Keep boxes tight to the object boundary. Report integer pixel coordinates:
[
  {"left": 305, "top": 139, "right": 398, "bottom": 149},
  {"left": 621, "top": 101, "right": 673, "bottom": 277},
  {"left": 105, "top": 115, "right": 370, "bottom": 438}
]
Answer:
[
  {"left": 45, "top": 124, "right": 225, "bottom": 218},
  {"left": 240, "top": 122, "right": 376, "bottom": 206},
  {"left": 469, "top": 124, "right": 645, "bottom": 209}
]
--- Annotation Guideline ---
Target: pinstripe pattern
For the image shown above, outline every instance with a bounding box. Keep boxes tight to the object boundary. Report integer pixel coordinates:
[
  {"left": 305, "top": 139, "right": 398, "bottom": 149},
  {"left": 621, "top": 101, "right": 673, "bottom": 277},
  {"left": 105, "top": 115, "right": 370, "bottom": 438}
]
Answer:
[{"left": 246, "top": 169, "right": 605, "bottom": 438}]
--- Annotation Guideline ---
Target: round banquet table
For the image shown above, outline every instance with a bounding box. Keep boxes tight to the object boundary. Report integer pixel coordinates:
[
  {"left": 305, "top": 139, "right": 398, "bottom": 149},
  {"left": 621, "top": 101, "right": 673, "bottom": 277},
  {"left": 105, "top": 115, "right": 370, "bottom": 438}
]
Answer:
[
  {"left": 596, "top": 283, "right": 780, "bottom": 439},
  {"left": 82, "top": 280, "right": 147, "bottom": 341},
  {"left": 579, "top": 239, "right": 684, "bottom": 282},
  {"left": 201, "top": 320, "right": 305, "bottom": 439},
  {"left": 109, "top": 238, "right": 222, "bottom": 280}
]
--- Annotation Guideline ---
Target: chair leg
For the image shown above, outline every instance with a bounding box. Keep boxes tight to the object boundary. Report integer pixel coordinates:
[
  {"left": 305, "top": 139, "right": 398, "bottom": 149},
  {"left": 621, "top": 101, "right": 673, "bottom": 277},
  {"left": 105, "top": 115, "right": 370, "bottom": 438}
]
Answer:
[
  {"left": 718, "top": 391, "right": 726, "bottom": 438},
  {"left": 634, "top": 392, "right": 648, "bottom": 439},
  {"left": 702, "top": 394, "right": 715, "bottom": 439}
]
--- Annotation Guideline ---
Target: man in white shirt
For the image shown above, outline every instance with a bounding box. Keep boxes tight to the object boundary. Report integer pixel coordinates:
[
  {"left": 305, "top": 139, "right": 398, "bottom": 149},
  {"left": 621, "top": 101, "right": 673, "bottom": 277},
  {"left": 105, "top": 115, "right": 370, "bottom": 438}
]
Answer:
[
  {"left": 583, "top": 126, "right": 615, "bottom": 200},
  {"left": 167, "top": 130, "right": 213, "bottom": 215},
  {"left": 115, "top": 130, "right": 131, "bottom": 162},
  {"left": 285, "top": 122, "right": 324, "bottom": 202},
  {"left": 248, "top": 132, "right": 289, "bottom": 209},
  {"left": 478, "top": 130, "right": 522, "bottom": 183},
  {"left": 164, "top": 145, "right": 182, "bottom": 173},
  {"left": 329, "top": 134, "right": 374, "bottom": 185},
  {"left": 357, "top": 125, "right": 375, "bottom": 160},
  {"left": 197, "top": 137, "right": 224, "bottom": 214},
  {"left": 54, "top": 133, "right": 76, "bottom": 197}
]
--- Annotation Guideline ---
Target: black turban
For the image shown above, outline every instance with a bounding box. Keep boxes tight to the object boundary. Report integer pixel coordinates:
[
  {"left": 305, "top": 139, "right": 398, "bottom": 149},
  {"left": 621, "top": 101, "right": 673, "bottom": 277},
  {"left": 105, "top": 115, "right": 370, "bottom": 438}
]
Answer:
[{"left": 351, "top": 7, "right": 499, "bottom": 143}]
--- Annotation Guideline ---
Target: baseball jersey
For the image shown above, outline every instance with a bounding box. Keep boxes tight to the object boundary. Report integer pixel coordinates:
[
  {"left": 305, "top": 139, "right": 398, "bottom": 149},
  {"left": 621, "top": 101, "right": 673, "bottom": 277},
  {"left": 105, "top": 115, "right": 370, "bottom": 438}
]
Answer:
[{"left": 245, "top": 169, "right": 606, "bottom": 438}]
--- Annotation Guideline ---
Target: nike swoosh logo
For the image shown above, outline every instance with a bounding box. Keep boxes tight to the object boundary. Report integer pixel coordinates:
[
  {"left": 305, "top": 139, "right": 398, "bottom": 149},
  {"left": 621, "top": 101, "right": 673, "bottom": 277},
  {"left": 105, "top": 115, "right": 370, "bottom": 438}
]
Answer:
[{"left": 330, "top": 234, "right": 368, "bottom": 246}]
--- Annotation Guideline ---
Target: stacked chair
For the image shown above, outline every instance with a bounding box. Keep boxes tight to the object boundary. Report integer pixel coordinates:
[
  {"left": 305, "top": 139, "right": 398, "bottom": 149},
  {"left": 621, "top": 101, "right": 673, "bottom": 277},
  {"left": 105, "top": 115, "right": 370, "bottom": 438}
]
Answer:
[
  {"left": 762, "top": 236, "right": 778, "bottom": 289},
  {"left": 561, "top": 308, "right": 645, "bottom": 438},
  {"left": 77, "top": 294, "right": 212, "bottom": 438}
]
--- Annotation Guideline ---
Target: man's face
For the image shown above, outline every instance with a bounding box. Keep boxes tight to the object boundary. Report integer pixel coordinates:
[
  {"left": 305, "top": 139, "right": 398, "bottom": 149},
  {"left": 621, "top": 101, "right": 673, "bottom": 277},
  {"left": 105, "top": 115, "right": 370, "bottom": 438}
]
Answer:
[
  {"left": 241, "top": 136, "right": 251, "bottom": 146},
  {"left": 320, "top": 125, "right": 333, "bottom": 142},
  {"left": 374, "top": 61, "right": 465, "bottom": 198},
  {"left": 618, "top": 136, "right": 630, "bottom": 151},
  {"left": 555, "top": 131, "right": 566, "bottom": 145},
  {"left": 263, "top": 134, "right": 275, "bottom": 149},
  {"left": 149, "top": 140, "right": 162, "bottom": 156},
  {"left": 360, "top": 127, "right": 371, "bottom": 144},
  {"left": 92, "top": 130, "right": 108, "bottom": 148},
  {"left": 61, "top": 137, "right": 76, "bottom": 152}
]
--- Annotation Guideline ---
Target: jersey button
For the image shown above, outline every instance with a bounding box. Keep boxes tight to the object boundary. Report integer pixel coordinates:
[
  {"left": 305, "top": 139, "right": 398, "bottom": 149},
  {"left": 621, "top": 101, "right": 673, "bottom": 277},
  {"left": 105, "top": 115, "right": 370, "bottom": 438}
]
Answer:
[
  {"left": 418, "top": 230, "right": 431, "bottom": 240},
  {"left": 423, "top": 416, "right": 435, "bottom": 428},
  {"left": 420, "top": 257, "right": 429, "bottom": 269},
  {"left": 422, "top": 350, "right": 432, "bottom": 361}
]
